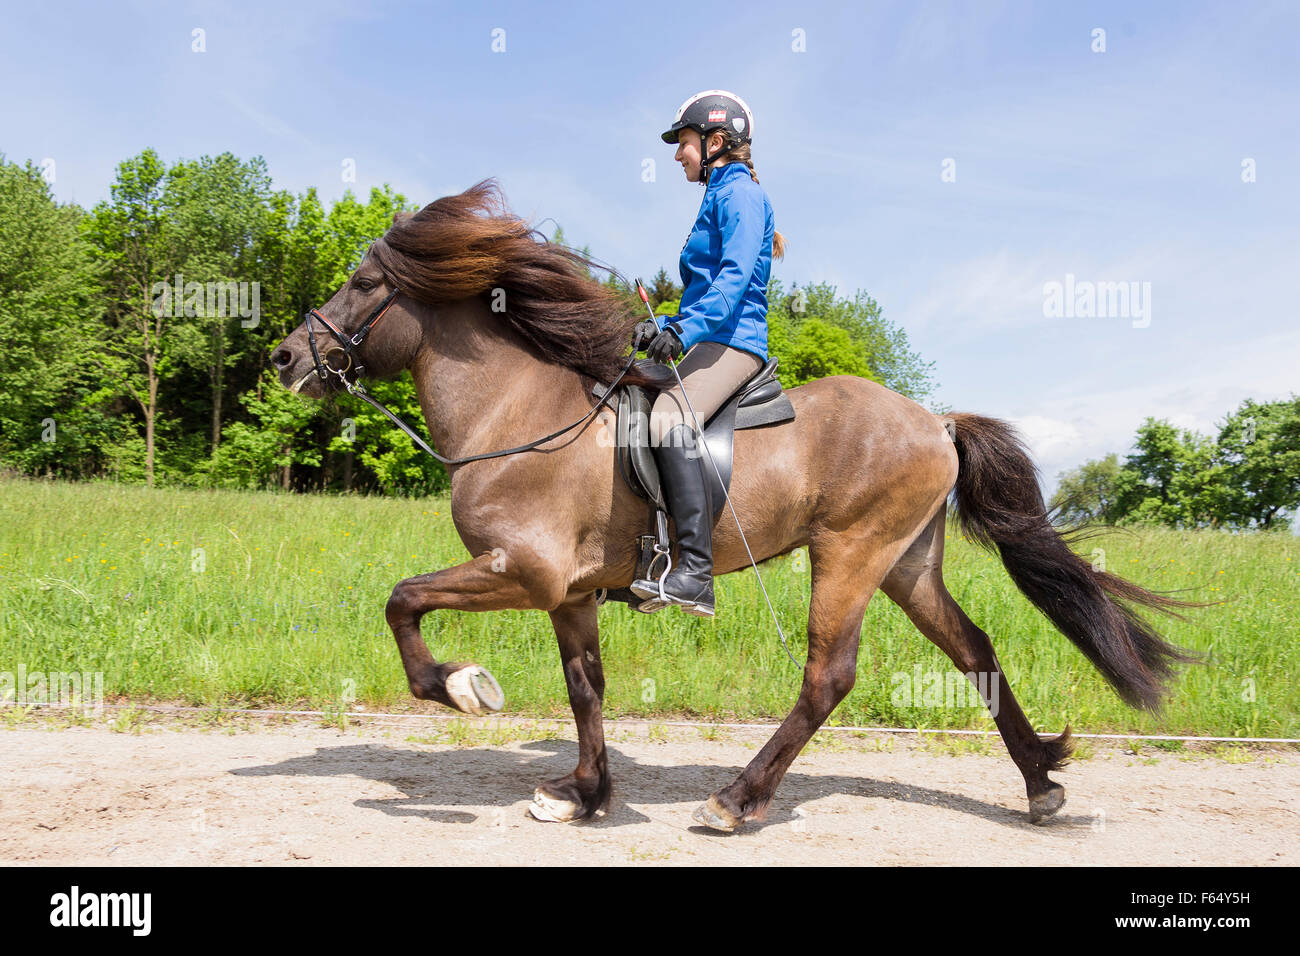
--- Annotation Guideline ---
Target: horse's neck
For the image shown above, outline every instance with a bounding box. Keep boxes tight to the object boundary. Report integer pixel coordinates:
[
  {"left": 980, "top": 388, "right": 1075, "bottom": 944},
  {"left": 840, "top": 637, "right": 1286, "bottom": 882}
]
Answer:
[{"left": 409, "top": 298, "right": 590, "bottom": 464}]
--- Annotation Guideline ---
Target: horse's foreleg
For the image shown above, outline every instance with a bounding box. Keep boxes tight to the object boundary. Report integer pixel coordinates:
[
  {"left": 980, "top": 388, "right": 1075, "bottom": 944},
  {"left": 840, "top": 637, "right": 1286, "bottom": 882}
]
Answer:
[
  {"left": 385, "top": 549, "right": 559, "bottom": 715},
  {"left": 528, "top": 595, "right": 611, "bottom": 823}
]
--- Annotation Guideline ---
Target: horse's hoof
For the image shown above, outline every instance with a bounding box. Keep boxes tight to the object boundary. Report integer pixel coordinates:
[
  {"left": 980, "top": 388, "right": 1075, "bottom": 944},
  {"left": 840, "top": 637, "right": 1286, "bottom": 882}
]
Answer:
[
  {"left": 445, "top": 665, "right": 505, "bottom": 716},
  {"left": 692, "top": 796, "right": 740, "bottom": 832},
  {"left": 528, "top": 788, "right": 581, "bottom": 823},
  {"left": 1029, "top": 783, "right": 1066, "bottom": 824}
]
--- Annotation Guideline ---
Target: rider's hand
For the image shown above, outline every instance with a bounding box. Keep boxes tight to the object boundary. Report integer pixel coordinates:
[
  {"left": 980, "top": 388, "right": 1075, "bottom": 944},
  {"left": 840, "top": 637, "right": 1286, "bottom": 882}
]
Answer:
[
  {"left": 631, "top": 320, "right": 659, "bottom": 349},
  {"left": 646, "top": 327, "right": 684, "bottom": 364}
]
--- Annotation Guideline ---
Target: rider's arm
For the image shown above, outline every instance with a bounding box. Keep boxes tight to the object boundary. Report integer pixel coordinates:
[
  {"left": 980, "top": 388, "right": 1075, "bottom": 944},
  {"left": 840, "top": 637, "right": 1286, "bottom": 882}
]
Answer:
[{"left": 668, "top": 186, "right": 764, "bottom": 350}]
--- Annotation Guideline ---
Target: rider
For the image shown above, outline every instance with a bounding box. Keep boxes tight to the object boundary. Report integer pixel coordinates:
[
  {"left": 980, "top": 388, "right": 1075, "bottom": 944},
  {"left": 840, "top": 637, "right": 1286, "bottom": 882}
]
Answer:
[{"left": 629, "top": 89, "right": 786, "bottom": 617}]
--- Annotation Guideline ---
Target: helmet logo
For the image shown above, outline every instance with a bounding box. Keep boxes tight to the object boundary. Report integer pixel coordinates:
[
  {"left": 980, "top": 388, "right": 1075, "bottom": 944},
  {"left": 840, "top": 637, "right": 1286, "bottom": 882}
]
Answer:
[
  {"left": 707, "top": 108, "right": 727, "bottom": 123},
  {"left": 732, "top": 117, "right": 746, "bottom": 133}
]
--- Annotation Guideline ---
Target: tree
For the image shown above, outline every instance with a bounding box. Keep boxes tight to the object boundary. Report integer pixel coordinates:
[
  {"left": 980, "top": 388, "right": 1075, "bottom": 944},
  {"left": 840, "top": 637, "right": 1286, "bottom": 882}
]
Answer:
[
  {"left": 766, "top": 278, "right": 935, "bottom": 400},
  {"left": 1050, "top": 454, "right": 1121, "bottom": 524},
  {"left": 163, "top": 153, "right": 272, "bottom": 455},
  {"left": 0, "top": 155, "right": 107, "bottom": 477},
  {"left": 779, "top": 317, "right": 878, "bottom": 385},
  {"left": 1110, "top": 419, "right": 1227, "bottom": 529},
  {"left": 646, "top": 267, "right": 681, "bottom": 309},
  {"left": 84, "top": 149, "right": 179, "bottom": 487},
  {"left": 1215, "top": 397, "right": 1300, "bottom": 530},
  {"left": 207, "top": 369, "right": 323, "bottom": 488}
]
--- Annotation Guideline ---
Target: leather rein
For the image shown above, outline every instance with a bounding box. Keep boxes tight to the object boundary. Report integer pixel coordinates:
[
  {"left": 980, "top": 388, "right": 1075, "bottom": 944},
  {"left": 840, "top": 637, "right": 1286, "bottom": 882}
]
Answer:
[{"left": 303, "top": 289, "right": 642, "bottom": 467}]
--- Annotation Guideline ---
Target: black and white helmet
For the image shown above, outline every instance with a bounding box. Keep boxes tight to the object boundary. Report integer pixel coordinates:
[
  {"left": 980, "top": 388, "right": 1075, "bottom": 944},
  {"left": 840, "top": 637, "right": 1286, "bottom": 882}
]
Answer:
[{"left": 661, "top": 90, "right": 754, "bottom": 183}]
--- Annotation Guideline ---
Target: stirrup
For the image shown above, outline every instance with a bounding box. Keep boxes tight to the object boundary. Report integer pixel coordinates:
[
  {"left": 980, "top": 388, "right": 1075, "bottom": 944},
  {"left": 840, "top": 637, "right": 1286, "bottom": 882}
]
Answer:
[{"left": 632, "top": 571, "right": 714, "bottom": 616}]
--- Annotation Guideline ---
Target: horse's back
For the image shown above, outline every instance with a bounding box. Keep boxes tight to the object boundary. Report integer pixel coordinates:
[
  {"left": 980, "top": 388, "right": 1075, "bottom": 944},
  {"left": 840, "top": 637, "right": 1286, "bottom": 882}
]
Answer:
[{"left": 727, "top": 375, "right": 957, "bottom": 554}]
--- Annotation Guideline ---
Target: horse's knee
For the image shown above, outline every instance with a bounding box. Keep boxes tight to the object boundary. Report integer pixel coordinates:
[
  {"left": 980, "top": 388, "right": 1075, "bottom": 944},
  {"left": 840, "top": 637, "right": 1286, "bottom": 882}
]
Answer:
[{"left": 385, "top": 581, "right": 416, "bottom": 625}]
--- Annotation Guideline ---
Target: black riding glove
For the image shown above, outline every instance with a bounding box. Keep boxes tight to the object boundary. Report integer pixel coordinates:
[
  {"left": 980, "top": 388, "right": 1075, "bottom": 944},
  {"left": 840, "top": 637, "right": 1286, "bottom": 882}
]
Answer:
[
  {"left": 631, "top": 320, "right": 660, "bottom": 349},
  {"left": 646, "top": 327, "right": 684, "bottom": 363}
]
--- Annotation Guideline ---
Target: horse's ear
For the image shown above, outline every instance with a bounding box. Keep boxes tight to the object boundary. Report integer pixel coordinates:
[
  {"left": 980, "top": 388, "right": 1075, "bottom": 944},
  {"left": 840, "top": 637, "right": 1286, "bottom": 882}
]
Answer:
[{"left": 393, "top": 210, "right": 414, "bottom": 225}]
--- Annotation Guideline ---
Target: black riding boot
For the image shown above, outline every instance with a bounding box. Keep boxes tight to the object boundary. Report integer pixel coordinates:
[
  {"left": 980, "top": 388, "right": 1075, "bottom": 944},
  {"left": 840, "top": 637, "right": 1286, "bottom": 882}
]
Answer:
[{"left": 630, "top": 423, "right": 715, "bottom": 616}]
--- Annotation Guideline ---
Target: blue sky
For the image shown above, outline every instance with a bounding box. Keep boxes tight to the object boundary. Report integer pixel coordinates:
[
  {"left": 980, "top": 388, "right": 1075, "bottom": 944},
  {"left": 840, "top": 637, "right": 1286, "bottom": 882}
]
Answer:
[{"left": 3, "top": 0, "right": 1297, "bottom": 499}]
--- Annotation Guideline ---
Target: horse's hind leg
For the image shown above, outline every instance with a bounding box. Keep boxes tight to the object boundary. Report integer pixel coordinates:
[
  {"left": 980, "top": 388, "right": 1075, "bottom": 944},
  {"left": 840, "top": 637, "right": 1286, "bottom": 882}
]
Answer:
[
  {"left": 528, "top": 594, "right": 611, "bottom": 823},
  {"left": 881, "top": 511, "right": 1073, "bottom": 824},
  {"left": 693, "top": 536, "right": 887, "bottom": 832}
]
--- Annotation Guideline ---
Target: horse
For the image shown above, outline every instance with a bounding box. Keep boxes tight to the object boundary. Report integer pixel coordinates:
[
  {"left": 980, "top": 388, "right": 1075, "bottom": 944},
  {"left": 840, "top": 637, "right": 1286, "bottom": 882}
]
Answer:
[{"left": 271, "top": 179, "right": 1200, "bottom": 830}]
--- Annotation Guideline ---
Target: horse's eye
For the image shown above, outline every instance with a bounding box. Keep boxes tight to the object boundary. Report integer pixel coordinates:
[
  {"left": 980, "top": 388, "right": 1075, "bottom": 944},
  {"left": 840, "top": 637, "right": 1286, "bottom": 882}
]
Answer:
[{"left": 355, "top": 279, "right": 374, "bottom": 292}]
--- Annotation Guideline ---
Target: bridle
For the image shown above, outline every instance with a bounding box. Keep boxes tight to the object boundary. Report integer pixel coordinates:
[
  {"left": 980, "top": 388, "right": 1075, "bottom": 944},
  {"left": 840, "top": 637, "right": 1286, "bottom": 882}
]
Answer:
[
  {"left": 306, "top": 287, "right": 400, "bottom": 386},
  {"left": 301, "top": 286, "right": 645, "bottom": 467}
]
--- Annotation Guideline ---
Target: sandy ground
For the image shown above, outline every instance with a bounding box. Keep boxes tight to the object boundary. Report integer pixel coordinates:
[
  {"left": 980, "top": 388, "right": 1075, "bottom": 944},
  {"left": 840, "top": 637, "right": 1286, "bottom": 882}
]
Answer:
[{"left": 1, "top": 712, "right": 1296, "bottom": 866}]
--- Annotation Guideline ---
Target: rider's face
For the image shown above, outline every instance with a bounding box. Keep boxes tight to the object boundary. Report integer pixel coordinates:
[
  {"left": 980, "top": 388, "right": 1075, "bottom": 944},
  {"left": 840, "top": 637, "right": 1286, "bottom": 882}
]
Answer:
[{"left": 675, "top": 129, "right": 723, "bottom": 182}]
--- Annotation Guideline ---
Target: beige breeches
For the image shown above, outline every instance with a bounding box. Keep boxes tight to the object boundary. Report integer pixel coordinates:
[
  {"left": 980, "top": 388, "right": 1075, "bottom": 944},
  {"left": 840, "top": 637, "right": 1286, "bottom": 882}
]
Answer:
[{"left": 649, "top": 341, "right": 765, "bottom": 448}]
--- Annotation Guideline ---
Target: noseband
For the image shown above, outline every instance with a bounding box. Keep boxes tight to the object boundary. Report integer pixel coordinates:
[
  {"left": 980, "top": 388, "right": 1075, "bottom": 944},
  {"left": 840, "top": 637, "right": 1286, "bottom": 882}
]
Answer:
[{"left": 306, "top": 287, "right": 400, "bottom": 386}]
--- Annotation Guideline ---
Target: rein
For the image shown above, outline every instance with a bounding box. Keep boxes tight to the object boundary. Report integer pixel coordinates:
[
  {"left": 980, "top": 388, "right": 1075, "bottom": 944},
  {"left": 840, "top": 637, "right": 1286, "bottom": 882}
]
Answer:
[{"left": 303, "top": 289, "right": 641, "bottom": 467}]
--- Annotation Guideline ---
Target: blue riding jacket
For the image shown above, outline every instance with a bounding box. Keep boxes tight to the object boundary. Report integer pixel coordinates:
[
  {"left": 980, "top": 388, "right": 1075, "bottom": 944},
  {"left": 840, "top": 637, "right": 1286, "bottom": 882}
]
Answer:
[{"left": 666, "top": 161, "right": 773, "bottom": 364}]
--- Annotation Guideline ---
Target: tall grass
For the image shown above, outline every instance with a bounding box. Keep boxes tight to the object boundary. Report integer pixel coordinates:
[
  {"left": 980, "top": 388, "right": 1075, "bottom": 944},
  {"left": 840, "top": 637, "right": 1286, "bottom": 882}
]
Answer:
[{"left": 2, "top": 477, "right": 1295, "bottom": 736}]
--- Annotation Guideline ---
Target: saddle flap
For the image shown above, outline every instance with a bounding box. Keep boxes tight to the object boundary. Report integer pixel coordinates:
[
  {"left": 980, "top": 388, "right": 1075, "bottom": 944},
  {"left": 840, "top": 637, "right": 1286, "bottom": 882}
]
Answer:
[{"left": 619, "top": 385, "right": 666, "bottom": 512}]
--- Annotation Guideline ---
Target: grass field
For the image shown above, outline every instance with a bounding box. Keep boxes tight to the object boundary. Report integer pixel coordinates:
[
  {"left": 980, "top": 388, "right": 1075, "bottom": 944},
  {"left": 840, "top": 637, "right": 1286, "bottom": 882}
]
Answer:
[{"left": 2, "top": 477, "right": 1296, "bottom": 737}]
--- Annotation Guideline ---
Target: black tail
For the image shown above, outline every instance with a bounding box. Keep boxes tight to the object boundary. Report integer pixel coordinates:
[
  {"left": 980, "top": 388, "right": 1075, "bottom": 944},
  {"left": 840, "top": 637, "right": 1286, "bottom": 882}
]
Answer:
[{"left": 946, "top": 412, "right": 1205, "bottom": 711}]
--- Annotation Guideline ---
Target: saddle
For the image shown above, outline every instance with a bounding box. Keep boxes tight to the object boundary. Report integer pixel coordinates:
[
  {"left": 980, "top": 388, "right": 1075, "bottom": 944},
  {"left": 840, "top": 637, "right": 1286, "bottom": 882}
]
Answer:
[{"left": 591, "top": 357, "right": 796, "bottom": 609}]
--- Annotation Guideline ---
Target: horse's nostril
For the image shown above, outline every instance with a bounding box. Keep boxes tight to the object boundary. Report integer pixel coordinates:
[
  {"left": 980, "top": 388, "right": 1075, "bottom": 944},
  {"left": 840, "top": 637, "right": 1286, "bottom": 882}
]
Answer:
[{"left": 272, "top": 348, "right": 291, "bottom": 369}]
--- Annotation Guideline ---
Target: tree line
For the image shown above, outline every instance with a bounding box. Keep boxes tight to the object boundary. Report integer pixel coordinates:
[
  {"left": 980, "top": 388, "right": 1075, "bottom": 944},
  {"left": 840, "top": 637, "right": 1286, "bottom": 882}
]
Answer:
[
  {"left": 0, "top": 148, "right": 936, "bottom": 496},
  {"left": 1050, "top": 399, "right": 1300, "bottom": 531}
]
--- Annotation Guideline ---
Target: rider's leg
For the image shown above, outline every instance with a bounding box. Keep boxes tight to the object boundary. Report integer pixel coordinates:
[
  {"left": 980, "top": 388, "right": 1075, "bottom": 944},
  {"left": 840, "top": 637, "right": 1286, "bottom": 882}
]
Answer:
[{"left": 631, "top": 342, "right": 764, "bottom": 615}]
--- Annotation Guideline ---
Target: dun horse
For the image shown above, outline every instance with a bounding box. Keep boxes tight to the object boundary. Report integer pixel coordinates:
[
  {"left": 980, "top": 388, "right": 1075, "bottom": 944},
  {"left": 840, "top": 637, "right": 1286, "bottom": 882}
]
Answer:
[{"left": 272, "top": 180, "right": 1198, "bottom": 830}]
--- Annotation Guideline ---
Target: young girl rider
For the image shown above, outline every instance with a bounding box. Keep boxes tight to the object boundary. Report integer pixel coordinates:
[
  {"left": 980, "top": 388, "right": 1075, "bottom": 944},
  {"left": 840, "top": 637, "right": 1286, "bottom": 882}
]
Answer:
[{"left": 630, "top": 90, "right": 786, "bottom": 616}]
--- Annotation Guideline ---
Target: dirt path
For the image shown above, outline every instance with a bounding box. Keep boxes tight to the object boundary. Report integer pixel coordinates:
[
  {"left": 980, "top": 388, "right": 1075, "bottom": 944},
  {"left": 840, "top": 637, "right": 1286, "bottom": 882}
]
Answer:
[{"left": 2, "top": 714, "right": 1296, "bottom": 865}]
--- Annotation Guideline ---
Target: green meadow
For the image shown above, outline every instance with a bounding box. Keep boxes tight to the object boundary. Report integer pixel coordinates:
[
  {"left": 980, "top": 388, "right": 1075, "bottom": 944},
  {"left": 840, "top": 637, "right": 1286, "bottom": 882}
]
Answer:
[{"left": 2, "top": 477, "right": 1296, "bottom": 737}]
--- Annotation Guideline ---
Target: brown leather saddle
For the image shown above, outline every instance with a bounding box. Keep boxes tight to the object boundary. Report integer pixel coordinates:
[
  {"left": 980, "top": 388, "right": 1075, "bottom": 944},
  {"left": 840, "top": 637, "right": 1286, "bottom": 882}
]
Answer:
[{"left": 592, "top": 357, "right": 796, "bottom": 609}]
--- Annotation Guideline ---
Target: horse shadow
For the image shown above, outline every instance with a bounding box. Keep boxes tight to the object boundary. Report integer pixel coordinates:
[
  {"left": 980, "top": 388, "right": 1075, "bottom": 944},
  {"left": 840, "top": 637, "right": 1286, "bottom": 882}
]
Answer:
[{"left": 229, "top": 738, "right": 1092, "bottom": 835}]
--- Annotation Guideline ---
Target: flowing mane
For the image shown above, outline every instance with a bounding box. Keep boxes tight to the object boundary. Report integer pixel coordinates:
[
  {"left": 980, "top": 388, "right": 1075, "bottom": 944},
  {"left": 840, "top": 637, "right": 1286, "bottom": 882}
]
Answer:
[{"left": 371, "top": 178, "right": 655, "bottom": 387}]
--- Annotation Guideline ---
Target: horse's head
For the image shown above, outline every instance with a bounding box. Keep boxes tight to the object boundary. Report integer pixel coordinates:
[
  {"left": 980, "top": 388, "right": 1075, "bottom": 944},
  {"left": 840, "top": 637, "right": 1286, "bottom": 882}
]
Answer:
[{"left": 272, "top": 230, "right": 423, "bottom": 399}]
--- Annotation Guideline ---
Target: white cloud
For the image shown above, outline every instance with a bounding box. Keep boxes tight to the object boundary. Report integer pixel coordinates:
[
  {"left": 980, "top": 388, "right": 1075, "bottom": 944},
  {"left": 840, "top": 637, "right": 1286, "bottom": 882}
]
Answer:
[{"left": 1007, "top": 414, "right": 1083, "bottom": 468}]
